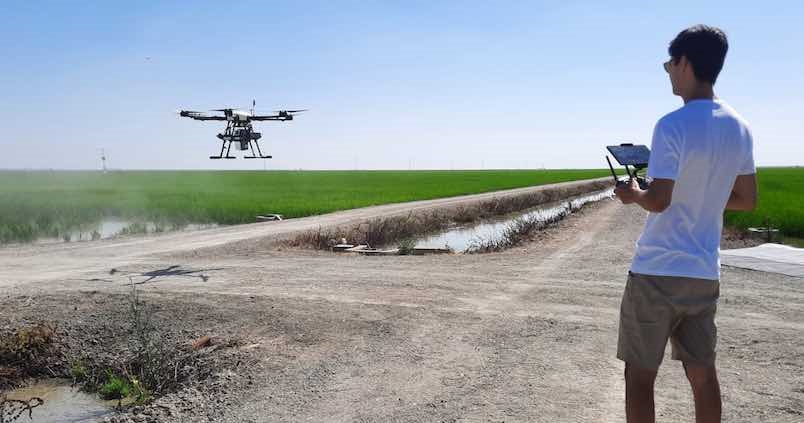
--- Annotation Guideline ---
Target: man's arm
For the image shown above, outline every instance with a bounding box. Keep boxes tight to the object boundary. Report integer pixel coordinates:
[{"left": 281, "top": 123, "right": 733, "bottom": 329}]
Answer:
[
  {"left": 615, "top": 178, "right": 675, "bottom": 213},
  {"left": 618, "top": 118, "right": 677, "bottom": 213},
  {"left": 726, "top": 173, "right": 757, "bottom": 211}
]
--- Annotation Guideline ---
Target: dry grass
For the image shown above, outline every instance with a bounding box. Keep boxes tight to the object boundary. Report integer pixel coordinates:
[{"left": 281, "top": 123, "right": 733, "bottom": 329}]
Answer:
[
  {"left": 466, "top": 191, "right": 610, "bottom": 253},
  {"left": 285, "top": 180, "right": 610, "bottom": 250},
  {"left": 0, "top": 324, "right": 59, "bottom": 387}
]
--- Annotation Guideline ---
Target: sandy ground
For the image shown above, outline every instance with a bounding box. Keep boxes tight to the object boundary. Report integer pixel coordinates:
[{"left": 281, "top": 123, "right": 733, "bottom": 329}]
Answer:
[{"left": 1, "top": 182, "right": 802, "bottom": 422}]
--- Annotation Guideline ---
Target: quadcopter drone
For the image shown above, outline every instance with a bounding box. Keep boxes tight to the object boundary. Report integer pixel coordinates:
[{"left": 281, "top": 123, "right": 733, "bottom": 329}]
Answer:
[{"left": 178, "top": 101, "right": 306, "bottom": 159}]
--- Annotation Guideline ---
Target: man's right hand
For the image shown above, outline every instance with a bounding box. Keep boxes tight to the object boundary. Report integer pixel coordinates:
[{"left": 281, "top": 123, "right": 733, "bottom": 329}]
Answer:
[{"left": 615, "top": 178, "right": 641, "bottom": 205}]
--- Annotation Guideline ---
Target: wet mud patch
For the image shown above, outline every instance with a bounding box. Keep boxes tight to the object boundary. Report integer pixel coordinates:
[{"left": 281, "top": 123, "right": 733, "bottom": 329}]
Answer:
[
  {"left": 0, "top": 291, "right": 253, "bottom": 422},
  {"left": 2, "top": 379, "right": 112, "bottom": 422}
]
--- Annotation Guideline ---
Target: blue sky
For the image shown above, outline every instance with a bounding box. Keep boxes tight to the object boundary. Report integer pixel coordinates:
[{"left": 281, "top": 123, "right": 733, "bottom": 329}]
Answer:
[{"left": 1, "top": 1, "right": 802, "bottom": 170}]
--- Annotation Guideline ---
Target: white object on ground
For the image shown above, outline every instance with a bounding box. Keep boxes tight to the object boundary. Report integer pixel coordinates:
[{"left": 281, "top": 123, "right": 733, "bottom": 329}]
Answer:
[
  {"left": 256, "top": 214, "right": 283, "bottom": 222},
  {"left": 720, "top": 243, "right": 804, "bottom": 278}
]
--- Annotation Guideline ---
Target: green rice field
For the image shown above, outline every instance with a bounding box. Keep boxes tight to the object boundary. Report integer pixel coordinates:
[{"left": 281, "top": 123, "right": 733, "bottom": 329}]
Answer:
[
  {"left": 2, "top": 167, "right": 800, "bottom": 245},
  {"left": 0, "top": 169, "right": 609, "bottom": 243},
  {"left": 724, "top": 167, "right": 804, "bottom": 241}
]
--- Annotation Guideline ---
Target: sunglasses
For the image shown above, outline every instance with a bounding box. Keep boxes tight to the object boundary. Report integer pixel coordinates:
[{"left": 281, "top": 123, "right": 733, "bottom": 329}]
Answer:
[{"left": 663, "top": 58, "right": 677, "bottom": 73}]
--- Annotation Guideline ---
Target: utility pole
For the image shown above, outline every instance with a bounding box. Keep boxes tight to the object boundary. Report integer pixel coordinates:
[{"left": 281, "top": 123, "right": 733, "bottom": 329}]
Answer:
[{"left": 100, "top": 149, "right": 107, "bottom": 173}]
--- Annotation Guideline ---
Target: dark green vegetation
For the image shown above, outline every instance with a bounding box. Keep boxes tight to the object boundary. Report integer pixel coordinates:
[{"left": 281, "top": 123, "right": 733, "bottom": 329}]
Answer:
[
  {"left": 3, "top": 168, "right": 798, "bottom": 245},
  {"left": 724, "top": 167, "right": 804, "bottom": 239},
  {"left": 98, "top": 371, "right": 132, "bottom": 400},
  {"left": 0, "top": 169, "right": 609, "bottom": 243}
]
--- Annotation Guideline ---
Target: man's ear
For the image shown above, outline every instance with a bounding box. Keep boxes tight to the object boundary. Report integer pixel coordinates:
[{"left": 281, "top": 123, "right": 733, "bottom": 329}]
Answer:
[{"left": 680, "top": 56, "right": 693, "bottom": 77}]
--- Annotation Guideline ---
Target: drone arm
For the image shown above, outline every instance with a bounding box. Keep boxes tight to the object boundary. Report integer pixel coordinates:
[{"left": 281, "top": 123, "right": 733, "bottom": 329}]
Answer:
[
  {"left": 251, "top": 110, "right": 304, "bottom": 121},
  {"left": 188, "top": 116, "right": 227, "bottom": 121},
  {"left": 179, "top": 111, "right": 226, "bottom": 121},
  {"left": 249, "top": 115, "right": 284, "bottom": 121}
]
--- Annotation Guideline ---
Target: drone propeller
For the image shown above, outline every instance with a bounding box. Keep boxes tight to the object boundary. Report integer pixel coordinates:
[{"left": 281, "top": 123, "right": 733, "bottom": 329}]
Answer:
[
  {"left": 178, "top": 110, "right": 206, "bottom": 116},
  {"left": 273, "top": 109, "right": 308, "bottom": 113}
]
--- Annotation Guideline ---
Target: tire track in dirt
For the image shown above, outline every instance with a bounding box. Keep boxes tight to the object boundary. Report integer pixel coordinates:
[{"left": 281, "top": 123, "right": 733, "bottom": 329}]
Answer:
[
  {"left": 516, "top": 199, "right": 627, "bottom": 422},
  {"left": 441, "top": 200, "right": 628, "bottom": 421}
]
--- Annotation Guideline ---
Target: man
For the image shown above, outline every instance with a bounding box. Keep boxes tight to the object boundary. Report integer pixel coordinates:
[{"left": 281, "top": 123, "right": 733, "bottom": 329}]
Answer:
[{"left": 614, "top": 25, "right": 757, "bottom": 423}]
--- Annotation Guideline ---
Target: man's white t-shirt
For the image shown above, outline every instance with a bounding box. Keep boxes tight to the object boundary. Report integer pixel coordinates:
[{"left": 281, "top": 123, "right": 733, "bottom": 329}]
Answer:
[{"left": 630, "top": 98, "right": 756, "bottom": 281}]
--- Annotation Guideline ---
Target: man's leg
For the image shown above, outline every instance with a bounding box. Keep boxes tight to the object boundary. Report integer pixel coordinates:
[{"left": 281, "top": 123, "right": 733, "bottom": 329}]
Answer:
[
  {"left": 625, "top": 362, "right": 658, "bottom": 423},
  {"left": 671, "top": 279, "right": 720, "bottom": 422},
  {"left": 618, "top": 273, "right": 675, "bottom": 423},
  {"left": 683, "top": 363, "right": 721, "bottom": 423}
]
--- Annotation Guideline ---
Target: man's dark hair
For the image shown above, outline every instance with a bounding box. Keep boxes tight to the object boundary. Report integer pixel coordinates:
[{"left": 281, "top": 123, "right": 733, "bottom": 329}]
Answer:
[{"left": 668, "top": 24, "right": 728, "bottom": 85}]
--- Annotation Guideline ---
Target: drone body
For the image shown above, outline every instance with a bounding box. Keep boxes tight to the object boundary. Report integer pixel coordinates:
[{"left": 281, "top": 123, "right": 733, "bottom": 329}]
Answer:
[{"left": 178, "top": 103, "right": 305, "bottom": 159}]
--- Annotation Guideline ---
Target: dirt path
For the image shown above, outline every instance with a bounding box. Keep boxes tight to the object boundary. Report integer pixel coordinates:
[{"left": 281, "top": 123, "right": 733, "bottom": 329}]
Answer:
[
  {"left": 0, "top": 178, "right": 607, "bottom": 290},
  {"left": 1, "top": 184, "right": 802, "bottom": 422}
]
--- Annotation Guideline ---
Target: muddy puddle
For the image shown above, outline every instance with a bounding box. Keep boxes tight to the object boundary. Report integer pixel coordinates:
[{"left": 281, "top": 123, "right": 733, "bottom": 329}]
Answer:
[
  {"left": 1, "top": 379, "right": 113, "bottom": 422},
  {"left": 414, "top": 189, "right": 613, "bottom": 252},
  {"left": 34, "top": 219, "right": 218, "bottom": 244}
]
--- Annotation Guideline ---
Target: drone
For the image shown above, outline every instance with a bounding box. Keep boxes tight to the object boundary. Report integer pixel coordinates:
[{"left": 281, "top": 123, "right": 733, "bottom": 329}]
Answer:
[{"left": 178, "top": 101, "right": 306, "bottom": 159}]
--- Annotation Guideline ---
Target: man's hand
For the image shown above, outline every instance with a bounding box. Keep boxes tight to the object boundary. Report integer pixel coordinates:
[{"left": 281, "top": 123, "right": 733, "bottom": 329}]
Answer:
[
  {"left": 615, "top": 178, "right": 675, "bottom": 213},
  {"left": 614, "top": 178, "right": 641, "bottom": 204}
]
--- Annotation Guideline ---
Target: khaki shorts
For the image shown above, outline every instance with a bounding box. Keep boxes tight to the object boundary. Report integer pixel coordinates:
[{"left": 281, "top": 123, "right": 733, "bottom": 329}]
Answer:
[{"left": 617, "top": 271, "right": 720, "bottom": 370}]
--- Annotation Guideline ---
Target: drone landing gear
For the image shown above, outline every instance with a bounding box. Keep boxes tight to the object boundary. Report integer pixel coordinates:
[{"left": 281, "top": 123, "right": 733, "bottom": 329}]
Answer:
[
  {"left": 209, "top": 124, "right": 271, "bottom": 159},
  {"left": 210, "top": 140, "right": 237, "bottom": 159},
  {"left": 243, "top": 141, "right": 272, "bottom": 159}
]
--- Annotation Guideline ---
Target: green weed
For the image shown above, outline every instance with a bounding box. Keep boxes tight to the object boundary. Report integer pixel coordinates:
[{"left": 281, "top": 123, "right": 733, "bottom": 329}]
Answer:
[
  {"left": 397, "top": 238, "right": 416, "bottom": 255},
  {"left": 70, "top": 360, "right": 87, "bottom": 381},
  {"left": 99, "top": 371, "right": 131, "bottom": 400},
  {"left": 118, "top": 222, "right": 148, "bottom": 236}
]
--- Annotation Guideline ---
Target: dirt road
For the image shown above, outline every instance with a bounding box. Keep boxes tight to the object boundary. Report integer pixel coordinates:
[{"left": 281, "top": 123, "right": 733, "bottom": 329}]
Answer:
[
  {"left": 0, "top": 178, "right": 607, "bottom": 290},
  {"left": 1, "top": 182, "right": 802, "bottom": 422}
]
